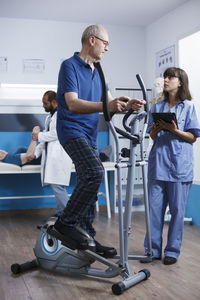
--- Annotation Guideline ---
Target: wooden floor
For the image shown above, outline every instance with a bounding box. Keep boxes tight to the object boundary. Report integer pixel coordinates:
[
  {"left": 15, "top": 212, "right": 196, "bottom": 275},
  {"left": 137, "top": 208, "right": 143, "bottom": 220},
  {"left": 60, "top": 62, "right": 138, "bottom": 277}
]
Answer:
[{"left": 0, "top": 208, "right": 200, "bottom": 300}]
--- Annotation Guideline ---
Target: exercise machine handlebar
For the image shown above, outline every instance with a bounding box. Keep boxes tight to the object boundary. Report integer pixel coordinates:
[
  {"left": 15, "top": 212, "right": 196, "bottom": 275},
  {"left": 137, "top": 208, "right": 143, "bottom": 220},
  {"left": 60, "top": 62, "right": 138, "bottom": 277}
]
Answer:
[{"left": 96, "top": 61, "right": 149, "bottom": 142}]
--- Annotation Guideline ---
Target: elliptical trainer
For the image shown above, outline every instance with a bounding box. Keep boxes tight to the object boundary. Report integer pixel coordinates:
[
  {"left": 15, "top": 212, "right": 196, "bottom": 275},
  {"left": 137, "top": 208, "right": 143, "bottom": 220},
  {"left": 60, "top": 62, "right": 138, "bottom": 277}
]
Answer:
[{"left": 11, "top": 63, "right": 152, "bottom": 295}]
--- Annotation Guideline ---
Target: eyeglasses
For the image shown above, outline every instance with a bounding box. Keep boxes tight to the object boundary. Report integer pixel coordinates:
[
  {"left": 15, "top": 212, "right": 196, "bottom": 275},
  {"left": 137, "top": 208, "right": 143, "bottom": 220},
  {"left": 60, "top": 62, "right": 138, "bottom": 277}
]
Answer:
[{"left": 94, "top": 35, "right": 109, "bottom": 47}]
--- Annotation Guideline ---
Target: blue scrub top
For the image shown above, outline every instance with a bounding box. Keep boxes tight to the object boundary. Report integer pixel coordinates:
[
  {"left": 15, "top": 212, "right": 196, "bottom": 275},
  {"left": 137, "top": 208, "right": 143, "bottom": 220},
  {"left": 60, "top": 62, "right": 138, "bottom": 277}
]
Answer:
[
  {"left": 56, "top": 52, "right": 102, "bottom": 147},
  {"left": 147, "top": 100, "right": 200, "bottom": 182}
]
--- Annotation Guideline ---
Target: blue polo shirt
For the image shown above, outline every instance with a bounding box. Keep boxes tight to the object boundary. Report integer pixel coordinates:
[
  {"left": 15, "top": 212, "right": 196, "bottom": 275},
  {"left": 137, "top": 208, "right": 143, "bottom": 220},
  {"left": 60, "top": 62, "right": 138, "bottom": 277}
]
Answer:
[
  {"left": 56, "top": 52, "right": 102, "bottom": 146},
  {"left": 147, "top": 100, "right": 200, "bottom": 182}
]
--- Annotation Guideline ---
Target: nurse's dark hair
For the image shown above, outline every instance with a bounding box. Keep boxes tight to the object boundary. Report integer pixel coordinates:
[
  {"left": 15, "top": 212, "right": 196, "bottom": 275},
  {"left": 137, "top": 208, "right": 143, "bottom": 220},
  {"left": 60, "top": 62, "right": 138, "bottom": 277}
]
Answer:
[
  {"left": 81, "top": 24, "right": 103, "bottom": 44},
  {"left": 43, "top": 90, "right": 57, "bottom": 103},
  {"left": 163, "top": 67, "right": 192, "bottom": 101}
]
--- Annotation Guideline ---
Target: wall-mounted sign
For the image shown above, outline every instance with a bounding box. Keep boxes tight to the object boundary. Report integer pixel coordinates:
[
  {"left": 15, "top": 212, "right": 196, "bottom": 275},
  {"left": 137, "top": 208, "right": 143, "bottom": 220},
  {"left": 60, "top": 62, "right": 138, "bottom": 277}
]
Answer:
[
  {"left": 156, "top": 45, "right": 175, "bottom": 78},
  {"left": 23, "top": 59, "right": 45, "bottom": 73}
]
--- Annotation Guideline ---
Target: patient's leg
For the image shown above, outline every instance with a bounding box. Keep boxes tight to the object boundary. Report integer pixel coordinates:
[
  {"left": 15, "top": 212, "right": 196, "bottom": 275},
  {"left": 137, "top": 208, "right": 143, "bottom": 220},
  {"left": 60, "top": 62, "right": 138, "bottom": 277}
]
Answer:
[
  {"left": 20, "top": 126, "right": 40, "bottom": 165},
  {"left": 0, "top": 150, "right": 8, "bottom": 161}
]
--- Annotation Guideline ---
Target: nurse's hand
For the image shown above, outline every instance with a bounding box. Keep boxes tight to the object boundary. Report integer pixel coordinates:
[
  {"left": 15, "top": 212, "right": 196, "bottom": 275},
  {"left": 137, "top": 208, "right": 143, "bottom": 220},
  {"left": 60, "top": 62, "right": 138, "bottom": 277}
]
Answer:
[
  {"left": 158, "top": 119, "right": 177, "bottom": 132},
  {"left": 159, "top": 120, "right": 196, "bottom": 143},
  {"left": 150, "top": 122, "right": 162, "bottom": 140}
]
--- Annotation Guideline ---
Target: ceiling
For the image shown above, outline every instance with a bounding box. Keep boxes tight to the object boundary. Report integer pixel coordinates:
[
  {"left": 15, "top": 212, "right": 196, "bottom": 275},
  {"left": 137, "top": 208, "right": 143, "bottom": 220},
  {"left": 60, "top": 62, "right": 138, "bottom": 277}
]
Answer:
[{"left": 0, "top": 0, "right": 190, "bottom": 27}]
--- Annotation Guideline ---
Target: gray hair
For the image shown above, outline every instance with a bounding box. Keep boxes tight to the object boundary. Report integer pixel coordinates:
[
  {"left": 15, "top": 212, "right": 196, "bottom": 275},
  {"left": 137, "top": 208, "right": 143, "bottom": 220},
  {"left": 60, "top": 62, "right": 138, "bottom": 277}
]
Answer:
[{"left": 81, "top": 24, "right": 103, "bottom": 45}]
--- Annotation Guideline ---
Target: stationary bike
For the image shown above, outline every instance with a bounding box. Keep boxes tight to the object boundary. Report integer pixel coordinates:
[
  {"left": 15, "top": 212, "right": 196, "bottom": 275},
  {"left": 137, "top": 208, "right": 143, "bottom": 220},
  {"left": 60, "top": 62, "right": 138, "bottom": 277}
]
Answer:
[{"left": 11, "top": 64, "right": 152, "bottom": 295}]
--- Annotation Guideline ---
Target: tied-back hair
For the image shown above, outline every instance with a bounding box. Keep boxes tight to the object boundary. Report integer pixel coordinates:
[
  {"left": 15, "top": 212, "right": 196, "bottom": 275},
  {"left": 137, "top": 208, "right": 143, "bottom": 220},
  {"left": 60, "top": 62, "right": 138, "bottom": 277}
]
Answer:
[
  {"left": 81, "top": 24, "right": 102, "bottom": 45},
  {"left": 163, "top": 67, "right": 192, "bottom": 101},
  {"left": 43, "top": 90, "right": 56, "bottom": 103}
]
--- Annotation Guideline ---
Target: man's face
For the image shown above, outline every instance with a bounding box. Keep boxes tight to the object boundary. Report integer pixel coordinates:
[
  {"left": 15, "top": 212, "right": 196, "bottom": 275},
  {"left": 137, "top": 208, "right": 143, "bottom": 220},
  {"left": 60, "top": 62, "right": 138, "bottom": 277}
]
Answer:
[
  {"left": 42, "top": 95, "right": 54, "bottom": 113},
  {"left": 92, "top": 28, "right": 109, "bottom": 61}
]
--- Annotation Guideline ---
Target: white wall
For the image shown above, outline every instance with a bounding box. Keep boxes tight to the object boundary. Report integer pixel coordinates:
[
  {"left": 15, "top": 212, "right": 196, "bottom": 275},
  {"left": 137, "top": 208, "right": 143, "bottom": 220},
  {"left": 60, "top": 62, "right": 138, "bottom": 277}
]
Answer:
[
  {"left": 145, "top": 0, "right": 200, "bottom": 87},
  {"left": 0, "top": 18, "right": 145, "bottom": 96},
  {"left": 145, "top": 0, "right": 200, "bottom": 183}
]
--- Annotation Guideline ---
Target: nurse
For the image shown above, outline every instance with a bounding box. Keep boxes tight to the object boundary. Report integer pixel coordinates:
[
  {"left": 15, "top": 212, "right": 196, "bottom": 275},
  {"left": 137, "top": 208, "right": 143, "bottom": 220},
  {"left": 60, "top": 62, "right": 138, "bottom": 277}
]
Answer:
[{"left": 144, "top": 67, "right": 200, "bottom": 265}]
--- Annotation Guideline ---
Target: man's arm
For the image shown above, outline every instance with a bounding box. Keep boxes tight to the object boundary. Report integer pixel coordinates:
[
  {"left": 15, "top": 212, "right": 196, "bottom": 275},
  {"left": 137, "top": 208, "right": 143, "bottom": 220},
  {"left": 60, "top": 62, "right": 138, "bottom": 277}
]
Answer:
[
  {"left": 64, "top": 92, "right": 103, "bottom": 113},
  {"left": 107, "top": 91, "right": 146, "bottom": 112},
  {"left": 156, "top": 120, "right": 197, "bottom": 143},
  {"left": 37, "top": 129, "right": 57, "bottom": 143},
  {"left": 64, "top": 91, "right": 145, "bottom": 114},
  {"left": 32, "top": 117, "right": 57, "bottom": 143}
]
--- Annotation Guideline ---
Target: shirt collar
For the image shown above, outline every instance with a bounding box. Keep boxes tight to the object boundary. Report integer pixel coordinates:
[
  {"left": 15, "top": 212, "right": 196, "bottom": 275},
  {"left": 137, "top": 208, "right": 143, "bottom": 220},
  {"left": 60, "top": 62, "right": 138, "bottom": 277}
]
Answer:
[
  {"left": 50, "top": 108, "right": 57, "bottom": 116},
  {"left": 74, "top": 52, "right": 89, "bottom": 67},
  {"left": 74, "top": 52, "right": 96, "bottom": 71}
]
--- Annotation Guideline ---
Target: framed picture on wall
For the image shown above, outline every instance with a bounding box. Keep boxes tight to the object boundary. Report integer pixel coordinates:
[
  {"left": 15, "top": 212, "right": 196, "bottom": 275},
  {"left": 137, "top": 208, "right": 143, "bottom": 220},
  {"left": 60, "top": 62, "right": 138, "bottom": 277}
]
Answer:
[
  {"left": 156, "top": 45, "right": 175, "bottom": 78},
  {"left": 23, "top": 59, "right": 45, "bottom": 73},
  {"left": 0, "top": 57, "right": 8, "bottom": 72}
]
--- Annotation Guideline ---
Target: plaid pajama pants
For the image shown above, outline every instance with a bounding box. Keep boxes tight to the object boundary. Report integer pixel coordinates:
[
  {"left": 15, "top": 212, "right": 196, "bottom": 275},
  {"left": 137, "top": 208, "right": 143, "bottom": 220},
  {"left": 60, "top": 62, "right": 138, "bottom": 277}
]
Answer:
[{"left": 60, "top": 137, "right": 104, "bottom": 237}]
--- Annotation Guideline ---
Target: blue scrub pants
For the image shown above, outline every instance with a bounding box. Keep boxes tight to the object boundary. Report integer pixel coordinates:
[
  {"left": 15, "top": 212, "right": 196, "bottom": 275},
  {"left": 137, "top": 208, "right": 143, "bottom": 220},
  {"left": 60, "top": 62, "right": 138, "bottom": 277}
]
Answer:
[
  {"left": 51, "top": 184, "right": 69, "bottom": 216},
  {"left": 144, "top": 179, "right": 192, "bottom": 259}
]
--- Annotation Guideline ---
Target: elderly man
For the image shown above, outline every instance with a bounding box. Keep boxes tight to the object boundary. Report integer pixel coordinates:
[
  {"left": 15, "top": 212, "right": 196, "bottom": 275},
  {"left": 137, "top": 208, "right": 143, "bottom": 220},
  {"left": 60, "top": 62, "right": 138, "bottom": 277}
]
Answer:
[{"left": 50, "top": 24, "right": 145, "bottom": 257}]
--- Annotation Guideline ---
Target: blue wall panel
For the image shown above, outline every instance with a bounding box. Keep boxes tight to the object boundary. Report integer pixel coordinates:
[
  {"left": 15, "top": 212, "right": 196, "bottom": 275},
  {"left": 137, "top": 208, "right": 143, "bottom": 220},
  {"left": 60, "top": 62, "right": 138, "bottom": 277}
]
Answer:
[
  {"left": 0, "top": 132, "right": 32, "bottom": 150},
  {"left": 0, "top": 130, "right": 109, "bottom": 210},
  {"left": 0, "top": 131, "right": 109, "bottom": 153},
  {"left": 185, "top": 184, "right": 200, "bottom": 226}
]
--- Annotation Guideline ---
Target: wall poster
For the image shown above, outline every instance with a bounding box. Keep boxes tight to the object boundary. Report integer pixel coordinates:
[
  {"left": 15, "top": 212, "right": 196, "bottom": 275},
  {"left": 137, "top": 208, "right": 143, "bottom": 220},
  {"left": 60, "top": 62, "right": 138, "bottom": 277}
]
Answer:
[
  {"left": 23, "top": 59, "right": 45, "bottom": 73},
  {"left": 156, "top": 45, "right": 175, "bottom": 78}
]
